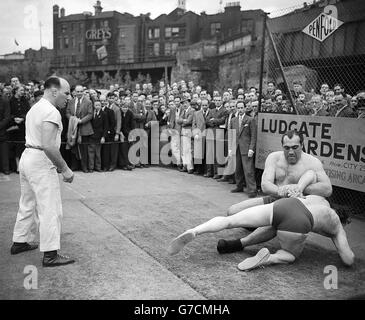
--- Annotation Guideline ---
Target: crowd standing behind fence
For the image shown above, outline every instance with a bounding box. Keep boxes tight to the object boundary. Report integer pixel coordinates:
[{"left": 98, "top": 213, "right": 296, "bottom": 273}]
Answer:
[{"left": 0, "top": 76, "right": 364, "bottom": 203}]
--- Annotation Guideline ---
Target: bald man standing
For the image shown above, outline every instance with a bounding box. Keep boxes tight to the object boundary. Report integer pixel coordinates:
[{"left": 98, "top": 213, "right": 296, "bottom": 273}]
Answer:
[{"left": 11, "top": 77, "right": 75, "bottom": 267}]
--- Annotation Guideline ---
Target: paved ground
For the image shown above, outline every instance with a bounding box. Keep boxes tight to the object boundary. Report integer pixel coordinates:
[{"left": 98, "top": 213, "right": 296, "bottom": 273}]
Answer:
[{"left": 0, "top": 167, "right": 364, "bottom": 300}]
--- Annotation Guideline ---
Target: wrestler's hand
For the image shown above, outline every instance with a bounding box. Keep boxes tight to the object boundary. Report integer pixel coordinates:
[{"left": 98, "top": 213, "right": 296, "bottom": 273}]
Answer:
[
  {"left": 286, "top": 185, "right": 304, "bottom": 198},
  {"left": 62, "top": 167, "right": 74, "bottom": 183},
  {"left": 277, "top": 185, "right": 289, "bottom": 197}
]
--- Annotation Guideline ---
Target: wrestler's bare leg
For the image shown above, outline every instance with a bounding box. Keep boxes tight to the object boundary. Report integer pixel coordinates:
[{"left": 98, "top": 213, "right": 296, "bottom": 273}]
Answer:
[
  {"left": 227, "top": 197, "right": 264, "bottom": 216},
  {"left": 168, "top": 204, "right": 273, "bottom": 255},
  {"left": 310, "top": 205, "right": 355, "bottom": 266}
]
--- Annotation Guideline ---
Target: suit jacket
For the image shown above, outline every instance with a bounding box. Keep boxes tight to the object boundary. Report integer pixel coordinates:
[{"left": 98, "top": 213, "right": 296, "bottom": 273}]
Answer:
[
  {"left": 230, "top": 114, "right": 257, "bottom": 155},
  {"left": 121, "top": 109, "right": 135, "bottom": 139},
  {"left": 180, "top": 106, "right": 195, "bottom": 128},
  {"left": 0, "top": 96, "right": 11, "bottom": 141},
  {"left": 132, "top": 103, "right": 147, "bottom": 129},
  {"left": 9, "top": 96, "right": 30, "bottom": 140},
  {"left": 103, "top": 107, "right": 115, "bottom": 136},
  {"left": 206, "top": 107, "right": 228, "bottom": 129},
  {"left": 335, "top": 105, "right": 356, "bottom": 118},
  {"left": 168, "top": 107, "right": 183, "bottom": 133},
  {"left": 66, "top": 97, "right": 94, "bottom": 136},
  {"left": 192, "top": 109, "right": 206, "bottom": 133},
  {"left": 91, "top": 110, "right": 108, "bottom": 141}
]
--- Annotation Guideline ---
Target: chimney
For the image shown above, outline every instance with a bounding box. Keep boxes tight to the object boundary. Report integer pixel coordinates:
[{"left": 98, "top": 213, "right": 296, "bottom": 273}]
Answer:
[
  {"left": 177, "top": 0, "right": 186, "bottom": 11},
  {"left": 224, "top": 2, "right": 241, "bottom": 13},
  {"left": 53, "top": 5, "right": 59, "bottom": 19},
  {"left": 94, "top": 1, "right": 103, "bottom": 16},
  {"left": 60, "top": 8, "right": 65, "bottom": 17}
]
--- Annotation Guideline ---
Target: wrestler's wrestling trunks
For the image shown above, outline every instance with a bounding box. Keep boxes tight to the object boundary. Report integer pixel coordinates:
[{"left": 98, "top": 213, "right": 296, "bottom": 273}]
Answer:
[{"left": 272, "top": 198, "right": 314, "bottom": 258}]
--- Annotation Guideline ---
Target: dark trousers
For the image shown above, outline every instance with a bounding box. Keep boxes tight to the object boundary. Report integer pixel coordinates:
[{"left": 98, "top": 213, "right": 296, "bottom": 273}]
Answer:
[
  {"left": 60, "top": 142, "right": 72, "bottom": 168},
  {"left": 118, "top": 141, "right": 131, "bottom": 167},
  {"left": 102, "top": 135, "right": 119, "bottom": 170},
  {"left": 88, "top": 141, "right": 102, "bottom": 170},
  {"left": 235, "top": 145, "right": 257, "bottom": 194},
  {"left": 80, "top": 136, "right": 91, "bottom": 171},
  {"left": 0, "top": 141, "right": 9, "bottom": 172}
]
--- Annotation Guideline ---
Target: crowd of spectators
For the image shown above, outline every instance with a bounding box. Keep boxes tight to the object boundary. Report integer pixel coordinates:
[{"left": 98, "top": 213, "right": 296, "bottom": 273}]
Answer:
[
  {"left": 1, "top": 76, "right": 364, "bottom": 197},
  {"left": 261, "top": 80, "right": 365, "bottom": 117}
]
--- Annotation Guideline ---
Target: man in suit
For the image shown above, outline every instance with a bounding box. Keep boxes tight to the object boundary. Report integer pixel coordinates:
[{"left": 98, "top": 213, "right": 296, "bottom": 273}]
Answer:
[
  {"left": 192, "top": 98, "right": 208, "bottom": 175},
  {"left": 0, "top": 93, "right": 11, "bottom": 174},
  {"left": 102, "top": 93, "right": 120, "bottom": 171},
  {"left": 66, "top": 85, "right": 94, "bottom": 172},
  {"left": 144, "top": 100, "right": 157, "bottom": 166},
  {"left": 218, "top": 99, "right": 237, "bottom": 184},
  {"left": 334, "top": 94, "right": 356, "bottom": 118},
  {"left": 230, "top": 101, "right": 257, "bottom": 198},
  {"left": 168, "top": 97, "right": 183, "bottom": 168},
  {"left": 131, "top": 96, "right": 147, "bottom": 168},
  {"left": 119, "top": 102, "right": 135, "bottom": 170},
  {"left": 178, "top": 98, "right": 195, "bottom": 173},
  {"left": 88, "top": 99, "right": 107, "bottom": 172},
  {"left": 205, "top": 95, "right": 229, "bottom": 179}
]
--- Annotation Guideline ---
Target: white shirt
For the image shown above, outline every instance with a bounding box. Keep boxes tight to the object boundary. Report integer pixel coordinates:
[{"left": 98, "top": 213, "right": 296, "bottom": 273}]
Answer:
[{"left": 25, "top": 98, "right": 62, "bottom": 149}]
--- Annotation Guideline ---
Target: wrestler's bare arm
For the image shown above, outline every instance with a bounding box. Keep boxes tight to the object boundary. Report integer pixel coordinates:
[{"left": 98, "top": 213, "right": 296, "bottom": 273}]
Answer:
[
  {"left": 261, "top": 153, "right": 280, "bottom": 196},
  {"left": 303, "top": 157, "right": 332, "bottom": 197}
]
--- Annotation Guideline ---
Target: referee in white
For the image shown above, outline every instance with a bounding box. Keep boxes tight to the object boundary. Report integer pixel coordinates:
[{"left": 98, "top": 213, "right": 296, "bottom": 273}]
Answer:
[{"left": 11, "top": 76, "right": 75, "bottom": 267}]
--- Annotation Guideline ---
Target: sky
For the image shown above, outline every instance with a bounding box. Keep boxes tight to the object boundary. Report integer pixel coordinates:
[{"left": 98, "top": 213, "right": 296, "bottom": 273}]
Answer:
[{"left": 0, "top": 0, "right": 306, "bottom": 55}]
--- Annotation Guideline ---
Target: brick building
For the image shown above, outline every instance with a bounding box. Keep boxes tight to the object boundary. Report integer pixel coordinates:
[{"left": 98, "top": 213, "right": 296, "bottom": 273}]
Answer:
[{"left": 50, "top": 1, "right": 264, "bottom": 84}]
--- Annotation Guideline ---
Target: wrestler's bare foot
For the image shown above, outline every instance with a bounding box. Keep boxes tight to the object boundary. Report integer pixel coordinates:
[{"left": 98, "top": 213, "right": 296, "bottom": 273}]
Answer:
[
  {"left": 168, "top": 230, "right": 196, "bottom": 255},
  {"left": 237, "top": 247, "right": 270, "bottom": 271}
]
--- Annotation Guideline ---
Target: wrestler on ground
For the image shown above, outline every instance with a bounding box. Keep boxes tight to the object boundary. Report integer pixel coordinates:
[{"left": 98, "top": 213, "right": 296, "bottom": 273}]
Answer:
[
  {"left": 217, "top": 130, "right": 334, "bottom": 254},
  {"left": 168, "top": 170, "right": 354, "bottom": 271}
]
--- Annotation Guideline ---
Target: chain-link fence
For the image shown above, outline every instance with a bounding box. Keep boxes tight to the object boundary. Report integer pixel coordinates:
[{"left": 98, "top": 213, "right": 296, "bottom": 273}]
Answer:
[{"left": 258, "top": 0, "right": 365, "bottom": 216}]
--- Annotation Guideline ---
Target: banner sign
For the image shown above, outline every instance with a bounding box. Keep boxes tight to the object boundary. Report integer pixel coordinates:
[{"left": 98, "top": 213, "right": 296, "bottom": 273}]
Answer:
[{"left": 256, "top": 113, "right": 365, "bottom": 192}]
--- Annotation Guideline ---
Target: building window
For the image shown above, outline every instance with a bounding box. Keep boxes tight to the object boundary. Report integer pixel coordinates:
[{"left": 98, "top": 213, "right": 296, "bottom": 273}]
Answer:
[
  {"left": 164, "top": 43, "right": 179, "bottom": 55},
  {"left": 148, "top": 28, "right": 160, "bottom": 39},
  {"left": 79, "top": 23, "right": 83, "bottom": 32},
  {"left": 172, "top": 27, "right": 180, "bottom": 38},
  {"left": 71, "top": 23, "right": 74, "bottom": 32},
  {"left": 165, "top": 27, "right": 182, "bottom": 38},
  {"left": 58, "top": 37, "right": 63, "bottom": 50},
  {"left": 210, "top": 22, "right": 221, "bottom": 36},
  {"left": 241, "top": 19, "right": 254, "bottom": 33},
  {"left": 61, "top": 24, "right": 67, "bottom": 33},
  {"left": 165, "top": 27, "right": 172, "bottom": 38},
  {"left": 154, "top": 43, "right": 160, "bottom": 56},
  {"left": 164, "top": 43, "right": 171, "bottom": 56},
  {"left": 78, "top": 43, "right": 82, "bottom": 52},
  {"left": 71, "top": 36, "right": 76, "bottom": 48},
  {"left": 64, "top": 37, "right": 69, "bottom": 49},
  {"left": 71, "top": 55, "right": 76, "bottom": 64}
]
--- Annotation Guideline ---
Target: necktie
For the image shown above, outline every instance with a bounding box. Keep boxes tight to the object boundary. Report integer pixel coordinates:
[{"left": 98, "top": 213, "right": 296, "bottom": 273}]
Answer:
[
  {"left": 76, "top": 99, "right": 81, "bottom": 115},
  {"left": 239, "top": 115, "right": 243, "bottom": 129}
]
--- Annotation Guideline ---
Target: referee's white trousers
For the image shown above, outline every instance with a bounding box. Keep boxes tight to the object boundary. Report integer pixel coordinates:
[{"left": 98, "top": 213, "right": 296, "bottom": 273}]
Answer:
[{"left": 12, "top": 148, "right": 62, "bottom": 252}]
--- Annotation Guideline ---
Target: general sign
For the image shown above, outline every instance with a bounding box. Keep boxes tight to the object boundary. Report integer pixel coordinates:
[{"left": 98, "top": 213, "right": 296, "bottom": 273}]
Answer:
[
  {"left": 302, "top": 10, "right": 343, "bottom": 42},
  {"left": 256, "top": 113, "right": 365, "bottom": 192}
]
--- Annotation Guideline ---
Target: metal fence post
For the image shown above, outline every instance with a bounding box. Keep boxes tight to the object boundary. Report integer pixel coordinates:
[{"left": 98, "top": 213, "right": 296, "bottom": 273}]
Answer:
[
  {"left": 266, "top": 20, "right": 297, "bottom": 114},
  {"left": 258, "top": 12, "right": 267, "bottom": 113}
]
